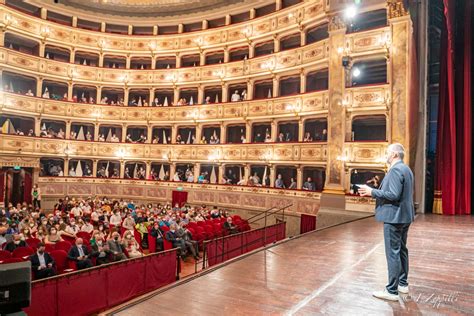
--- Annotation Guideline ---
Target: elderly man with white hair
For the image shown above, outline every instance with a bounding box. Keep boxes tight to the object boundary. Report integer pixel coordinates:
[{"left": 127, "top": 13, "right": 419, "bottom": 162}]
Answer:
[{"left": 359, "top": 143, "right": 415, "bottom": 301}]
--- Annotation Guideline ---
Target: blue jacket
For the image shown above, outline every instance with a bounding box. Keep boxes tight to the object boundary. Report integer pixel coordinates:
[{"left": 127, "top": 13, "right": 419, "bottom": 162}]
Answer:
[{"left": 371, "top": 160, "right": 415, "bottom": 224}]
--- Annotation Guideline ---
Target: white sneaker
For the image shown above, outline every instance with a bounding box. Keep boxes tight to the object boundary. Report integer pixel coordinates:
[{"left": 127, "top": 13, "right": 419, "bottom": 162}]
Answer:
[
  {"left": 398, "top": 285, "right": 409, "bottom": 294},
  {"left": 372, "top": 289, "right": 399, "bottom": 301}
]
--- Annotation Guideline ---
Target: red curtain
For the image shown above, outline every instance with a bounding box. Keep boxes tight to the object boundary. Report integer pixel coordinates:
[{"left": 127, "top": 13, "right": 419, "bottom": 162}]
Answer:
[
  {"left": 433, "top": 0, "right": 472, "bottom": 215},
  {"left": 300, "top": 214, "right": 317, "bottom": 234},
  {"left": 171, "top": 190, "right": 188, "bottom": 207},
  {"left": 23, "top": 171, "right": 33, "bottom": 204},
  {"left": 0, "top": 171, "right": 4, "bottom": 203}
]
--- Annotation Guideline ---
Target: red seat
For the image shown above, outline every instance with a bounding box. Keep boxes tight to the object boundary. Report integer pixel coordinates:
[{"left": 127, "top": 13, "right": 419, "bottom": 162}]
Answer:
[
  {"left": 187, "top": 222, "right": 198, "bottom": 230},
  {"left": 50, "top": 250, "right": 75, "bottom": 274},
  {"left": 213, "top": 223, "right": 223, "bottom": 237},
  {"left": 55, "top": 241, "right": 72, "bottom": 253},
  {"left": 76, "top": 231, "right": 91, "bottom": 241},
  {"left": 12, "top": 246, "right": 34, "bottom": 260},
  {"left": 195, "top": 226, "right": 209, "bottom": 240},
  {"left": 0, "top": 250, "right": 11, "bottom": 260},
  {"left": 204, "top": 225, "right": 215, "bottom": 239},
  {"left": 147, "top": 227, "right": 156, "bottom": 253},
  {"left": 161, "top": 226, "right": 173, "bottom": 250},
  {"left": 197, "top": 221, "right": 206, "bottom": 227},
  {"left": 25, "top": 238, "right": 41, "bottom": 250},
  {"left": 61, "top": 235, "right": 76, "bottom": 244},
  {"left": 0, "top": 257, "right": 24, "bottom": 264},
  {"left": 45, "top": 243, "right": 56, "bottom": 252}
]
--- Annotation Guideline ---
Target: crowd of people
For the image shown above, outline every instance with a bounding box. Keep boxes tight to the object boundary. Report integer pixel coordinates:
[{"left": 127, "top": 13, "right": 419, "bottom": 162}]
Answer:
[{"left": 0, "top": 196, "right": 243, "bottom": 279}]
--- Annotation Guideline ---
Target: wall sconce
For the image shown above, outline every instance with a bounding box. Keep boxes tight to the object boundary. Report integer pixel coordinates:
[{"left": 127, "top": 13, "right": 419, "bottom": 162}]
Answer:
[
  {"left": 64, "top": 144, "right": 75, "bottom": 157},
  {"left": 289, "top": 12, "right": 304, "bottom": 31},
  {"left": 97, "top": 38, "right": 106, "bottom": 52},
  {"left": 1, "top": 14, "right": 15, "bottom": 31},
  {"left": 262, "top": 151, "right": 273, "bottom": 164},
  {"left": 213, "top": 68, "right": 226, "bottom": 84},
  {"left": 166, "top": 73, "right": 178, "bottom": 87},
  {"left": 119, "top": 74, "right": 129, "bottom": 87},
  {"left": 40, "top": 26, "right": 50, "bottom": 43},
  {"left": 194, "top": 37, "right": 204, "bottom": 53},
  {"left": 380, "top": 33, "right": 391, "bottom": 60},
  {"left": 286, "top": 102, "right": 301, "bottom": 116},
  {"left": 261, "top": 57, "right": 276, "bottom": 75},
  {"left": 91, "top": 109, "right": 102, "bottom": 120},
  {"left": 188, "top": 109, "right": 200, "bottom": 122},
  {"left": 115, "top": 147, "right": 126, "bottom": 159},
  {"left": 163, "top": 150, "right": 172, "bottom": 162},
  {"left": 148, "top": 42, "right": 157, "bottom": 57},
  {"left": 208, "top": 149, "right": 221, "bottom": 163},
  {"left": 241, "top": 26, "right": 253, "bottom": 44}
]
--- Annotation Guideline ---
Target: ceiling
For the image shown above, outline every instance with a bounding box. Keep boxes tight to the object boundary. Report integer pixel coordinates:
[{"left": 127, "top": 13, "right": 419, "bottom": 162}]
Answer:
[{"left": 26, "top": 0, "right": 270, "bottom": 24}]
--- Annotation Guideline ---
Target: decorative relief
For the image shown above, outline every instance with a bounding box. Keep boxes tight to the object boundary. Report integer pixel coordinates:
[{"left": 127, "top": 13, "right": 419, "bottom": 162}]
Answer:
[{"left": 387, "top": 0, "right": 408, "bottom": 19}]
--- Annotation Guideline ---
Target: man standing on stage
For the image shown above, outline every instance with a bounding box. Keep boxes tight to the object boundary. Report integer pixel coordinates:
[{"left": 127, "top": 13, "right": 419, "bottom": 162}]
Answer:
[{"left": 359, "top": 143, "right": 415, "bottom": 301}]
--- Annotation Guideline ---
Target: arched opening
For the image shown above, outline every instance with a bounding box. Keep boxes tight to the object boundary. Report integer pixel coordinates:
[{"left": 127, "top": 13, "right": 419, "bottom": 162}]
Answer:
[
  {"left": 350, "top": 169, "right": 386, "bottom": 194},
  {"left": 130, "top": 56, "right": 152, "bottom": 70},
  {"left": 68, "top": 159, "right": 93, "bottom": 177},
  {"left": 306, "top": 23, "right": 329, "bottom": 44},
  {"left": 124, "top": 161, "right": 146, "bottom": 179},
  {"left": 74, "top": 51, "right": 99, "bottom": 67},
  {"left": 151, "top": 126, "right": 172, "bottom": 144},
  {"left": 254, "top": 40, "right": 274, "bottom": 57},
  {"left": 98, "top": 125, "right": 122, "bottom": 142},
  {"left": 103, "top": 55, "right": 127, "bottom": 69},
  {"left": 179, "top": 88, "right": 198, "bottom": 105},
  {"left": 277, "top": 121, "right": 299, "bottom": 142},
  {"left": 275, "top": 165, "right": 297, "bottom": 189},
  {"left": 204, "top": 86, "right": 222, "bottom": 104},
  {"left": 304, "top": 118, "right": 328, "bottom": 142},
  {"left": 101, "top": 87, "right": 125, "bottom": 105},
  {"left": 97, "top": 160, "right": 120, "bottom": 178},
  {"left": 229, "top": 47, "right": 249, "bottom": 62},
  {"left": 2, "top": 71, "right": 37, "bottom": 95},
  {"left": 39, "top": 119, "right": 66, "bottom": 139},
  {"left": 154, "top": 89, "right": 174, "bottom": 107},
  {"left": 201, "top": 126, "right": 221, "bottom": 144},
  {"left": 254, "top": 79, "right": 273, "bottom": 99},
  {"left": 150, "top": 163, "right": 171, "bottom": 181},
  {"left": 5, "top": 32, "right": 40, "bottom": 56},
  {"left": 302, "top": 167, "right": 326, "bottom": 191},
  {"left": 176, "top": 127, "right": 196, "bottom": 144},
  {"left": 156, "top": 56, "right": 176, "bottom": 69},
  {"left": 44, "top": 44, "right": 70, "bottom": 62},
  {"left": 226, "top": 124, "right": 246, "bottom": 144},
  {"left": 70, "top": 122, "right": 94, "bottom": 141},
  {"left": 306, "top": 69, "right": 329, "bottom": 92},
  {"left": 252, "top": 122, "right": 271, "bottom": 143},
  {"left": 205, "top": 51, "right": 224, "bottom": 65},
  {"left": 42, "top": 80, "right": 68, "bottom": 100},
  {"left": 40, "top": 158, "right": 64, "bottom": 177},
  {"left": 280, "top": 33, "right": 301, "bottom": 51},
  {"left": 126, "top": 126, "right": 148, "bottom": 143},
  {"left": 72, "top": 85, "right": 97, "bottom": 103},
  {"left": 279, "top": 75, "right": 301, "bottom": 96},
  {"left": 128, "top": 89, "right": 150, "bottom": 106},
  {"left": 0, "top": 115, "right": 35, "bottom": 136}
]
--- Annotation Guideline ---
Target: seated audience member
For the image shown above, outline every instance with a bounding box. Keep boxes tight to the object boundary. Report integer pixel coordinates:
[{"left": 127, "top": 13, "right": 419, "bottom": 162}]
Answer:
[
  {"left": 223, "top": 217, "right": 239, "bottom": 235},
  {"left": 303, "top": 132, "right": 313, "bottom": 142},
  {"left": 122, "top": 214, "right": 135, "bottom": 231},
  {"left": 289, "top": 178, "right": 297, "bottom": 189},
  {"left": 45, "top": 227, "right": 63, "bottom": 244},
  {"left": 150, "top": 222, "right": 164, "bottom": 252},
  {"left": 231, "top": 90, "right": 241, "bottom": 102},
  {"left": 366, "top": 175, "right": 381, "bottom": 188},
  {"left": 67, "top": 238, "right": 93, "bottom": 270},
  {"left": 4, "top": 233, "right": 27, "bottom": 252},
  {"left": 91, "top": 233, "right": 110, "bottom": 265},
  {"left": 107, "top": 232, "right": 127, "bottom": 261},
  {"left": 177, "top": 222, "right": 199, "bottom": 260},
  {"left": 302, "top": 177, "right": 315, "bottom": 191},
  {"left": 165, "top": 224, "right": 187, "bottom": 256},
  {"left": 30, "top": 242, "right": 56, "bottom": 279},
  {"left": 275, "top": 174, "right": 285, "bottom": 189},
  {"left": 110, "top": 134, "right": 120, "bottom": 142},
  {"left": 122, "top": 230, "right": 143, "bottom": 258},
  {"left": 109, "top": 210, "right": 122, "bottom": 227},
  {"left": 80, "top": 220, "right": 94, "bottom": 233}
]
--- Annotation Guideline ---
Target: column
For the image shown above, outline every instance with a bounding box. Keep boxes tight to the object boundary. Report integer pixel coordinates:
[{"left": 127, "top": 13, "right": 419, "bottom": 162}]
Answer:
[
  {"left": 223, "top": 48, "right": 230, "bottom": 63},
  {"left": 195, "top": 124, "right": 202, "bottom": 143},
  {"left": 70, "top": 48, "right": 75, "bottom": 64},
  {"left": 300, "top": 30, "right": 306, "bottom": 46},
  {"left": 276, "top": 0, "right": 282, "bottom": 10},
  {"left": 39, "top": 43, "right": 45, "bottom": 58},
  {"left": 120, "top": 160, "right": 125, "bottom": 178},
  {"left": 0, "top": 29, "right": 4, "bottom": 46},
  {"left": 250, "top": 8, "right": 256, "bottom": 19},
  {"left": 34, "top": 118, "right": 41, "bottom": 136},
  {"left": 249, "top": 43, "right": 255, "bottom": 59},
  {"left": 244, "top": 164, "right": 250, "bottom": 182},
  {"left": 64, "top": 159, "right": 69, "bottom": 176},
  {"left": 274, "top": 35, "right": 280, "bottom": 53},
  {"left": 121, "top": 124, "right": 127, "bottom": 142},
  {"left": 96, "top": 86, "right": 102, "bottom": 103},
  {"left": 297, "top": 167, "right": 303, "bottom": 189},
  {"left": 146, "top": 125, "right": 152, "bottom": 143},
  {"left": 67, "top": 81, "right": 73, "bottom": 100},
  {"left": 173, "top": 87, "right": 180, "bottom": 105},
  {"left": 176, "top": 53, "right": 181, "bottom": 68},
  {"left": 149, "top": 88, "right": 155, "bottom": 105},
  {"left": 171, "top": 124, "right": 177, "bottom": 143},
  {"left": 65, "top": 120, "right": 71, "bottom": 140},
  {"left": 72, "top": 16, "right": 78, "bottom": 28},
  {"left": 270, "top": 166, "right": 276, "bottom": 187},
  {"left": 153, "top": 26, "right": 158, "bottom": 35},
  {"left": 125, "top": 55, "right": 131, "bottom": 69},
  {"left": 92, "top": 159, "right": 98, "bottom": 178},
  {"left": 170, "top": 163, "right": 176, "bottom": 180},
  {"left": 320, "top": 16, "right": 347, "bottom": 210},
  {"left": 197, "top": 85, "right": 204, "bottom": 104},
  {"left": 178, "top": 24, "right": 184, "bottom": 34},
  {"left": 221, "top": 83, "right": 228, "bottom": 103},
  {"left": 36, "top": 78, "right": 43, "bottom": 97},
  {"left": 93, "top": 123, "right": 99, "bottom": 141},
  {"left": 98, "top": 53, "right": 104, "bottom": 67},
  {"left": 225, "top": 15, "right": 231, "bottom": 25},
  {"left": 100, "top": 22, "right": 106, "bottom": 33},
  {"left": 202, "top": 20, "right": 208, "bottom": 30},
  {"left": 40, "top": 8, "right": 47, "bottom": 19},
  {"left": 300, "top": 70, "right": 306, "bottom": 94},
  {"left": 271, "top": 120, "right": 278, "bottom": 141},
  {"left": 151, "top": 57, "right": 156, "bottom": 70},
  {"left": 145, "top": 162, "right": 151, "bottom": 179},
  {"left": 247, "top": 80, "right": 254, "bottom": 100},
  {"left": 298, "top": 119, "right": 304, "bottom": 142},
  {"left": 128, "top": 25, "right": 133, "bottom": 35},
  {"left": 245, "top": 121, "right": 251, "bottom": 142},
  {"left": 124, "top": 87, "right": 129, "bottom": 106},
  {"left": 200, "top": 52, "right": 206, "bottom": 66},
  {"left": 272, "top": 76, "right": 279, "bottom": 98},
  {"left": 218, "top": 164, "right": 224, "bottom": 183},
  {"left": 194, "top": 163, "right": 201, "bottom": 182},
  {"left": 221, "top": 123, "right": 227, "bottom": 144}
]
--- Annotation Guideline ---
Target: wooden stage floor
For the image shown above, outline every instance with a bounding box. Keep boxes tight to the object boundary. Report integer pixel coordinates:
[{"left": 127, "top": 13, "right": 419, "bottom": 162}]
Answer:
[{"left": 111, "top": 214, "right": 474, "bottom": 315}]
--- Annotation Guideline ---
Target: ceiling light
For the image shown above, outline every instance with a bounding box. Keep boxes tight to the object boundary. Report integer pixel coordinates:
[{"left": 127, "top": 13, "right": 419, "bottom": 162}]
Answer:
[
  {"left": 352, "top": 67, "right": 361, "bottom": 77},
  {"left": 345, "top": 5, "right": 357, "bottom": 19}
]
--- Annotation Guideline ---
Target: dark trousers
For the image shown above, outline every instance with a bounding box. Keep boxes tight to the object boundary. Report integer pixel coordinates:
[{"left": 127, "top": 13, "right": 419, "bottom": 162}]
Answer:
[
  {"left": 34, "top": 267, "right": 55, "bottom": 279},
  {"left": 383, "top": 223, "right": 410, "bottom": 294},
  {"left": 33, "top": 198, "right": 41, "bottom": 209},
  {"left": 155, "top": 238, "right": 164, "bottom": 252},
  {"left": 76, "top": 258, "right": 93, "bottom": 270}
]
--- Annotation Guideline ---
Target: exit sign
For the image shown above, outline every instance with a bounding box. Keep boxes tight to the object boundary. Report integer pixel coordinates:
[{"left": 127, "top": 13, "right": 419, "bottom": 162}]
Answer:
[{"left": 13, "top": 166, "right": 21, "bottom": 170}]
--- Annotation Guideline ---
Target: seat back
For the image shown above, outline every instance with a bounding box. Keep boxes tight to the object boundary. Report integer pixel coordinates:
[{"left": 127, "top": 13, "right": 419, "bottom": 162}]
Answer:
[
  {"left": 55, "top": 240, "right": 72, "bottom": 252},
  {"left": 76, "top": 231, "right": 91, "bottom": 241},
  {"left": 25, "top": 238, "right": 41, "bottom": 250},
  {"left": 0, "top": 250, "right": 12, "bottom": 260},
  {"left": 0, "top": 257, "right": 24, "bottom": 264},
  {"left": 50, "top": 250, "right": 74, "bottom": 274},
  {"left": 45, "top": 243, "right": 56, "bottom": 252},
  {"left": 12, "top": 246, "right": 34, "bottom": 259}
]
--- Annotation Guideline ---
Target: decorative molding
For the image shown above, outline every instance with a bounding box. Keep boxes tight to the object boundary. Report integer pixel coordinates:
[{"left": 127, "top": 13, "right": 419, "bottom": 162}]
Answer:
[{"left": 387, "top": 0, "right": 408, "bottom": 19}]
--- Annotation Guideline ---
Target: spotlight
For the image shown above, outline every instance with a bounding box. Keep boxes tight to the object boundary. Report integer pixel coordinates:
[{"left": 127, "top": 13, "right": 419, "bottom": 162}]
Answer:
[
  {"left": 352, "top": 67, "right": 361, "bottom": 77},
  {"left": 344, "top": 5, "right": 357, "bottom": 19}
]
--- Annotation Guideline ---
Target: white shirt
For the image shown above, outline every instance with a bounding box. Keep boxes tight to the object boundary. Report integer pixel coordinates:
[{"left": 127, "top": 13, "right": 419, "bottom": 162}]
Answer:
[
  {"left": 231, "top": 93, "right": 241, "bottom": 102},
  {"left": 77, "top": 245, "right": 85, "bottom": 257},
  {"left": 110, "top": 214, "right": 122, "bottom": 226},
  {"left": 37, "top": 252, "right": 46, "bottom": 267}
]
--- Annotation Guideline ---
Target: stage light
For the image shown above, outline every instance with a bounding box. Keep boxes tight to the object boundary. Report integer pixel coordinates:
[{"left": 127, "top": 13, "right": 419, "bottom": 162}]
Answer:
[
  {"left": 352, "top": 67, "right": 361, "bottom": 77},
  {"left": 345, "top": 5, "right": 357, "bottom": 19}
]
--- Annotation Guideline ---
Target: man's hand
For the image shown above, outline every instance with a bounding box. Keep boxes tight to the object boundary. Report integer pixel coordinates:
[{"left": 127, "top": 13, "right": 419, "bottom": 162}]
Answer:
[{"left": 358, "top": 186, "right": 373, "bottom": 197}]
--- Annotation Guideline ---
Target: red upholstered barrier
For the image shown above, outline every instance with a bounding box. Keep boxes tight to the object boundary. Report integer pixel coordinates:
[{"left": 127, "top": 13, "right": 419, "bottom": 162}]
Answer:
[
  {"left": 24, "top": 249, "right": 177, "bottom": 316},
  {"left": 300, "top": 214, "right": 317, "bottom": 234},
  {"left": 207, "top": 222, "right": 286, "bottom": 267}
]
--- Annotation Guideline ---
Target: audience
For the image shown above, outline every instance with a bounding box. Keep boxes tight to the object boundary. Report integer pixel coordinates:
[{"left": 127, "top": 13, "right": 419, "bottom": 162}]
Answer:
[
  {"left": 67, "top": 238, "right": 93, "bottom": 270},
  {"left": 30, "top": 242, "right": 56, "bottom": 279}
]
